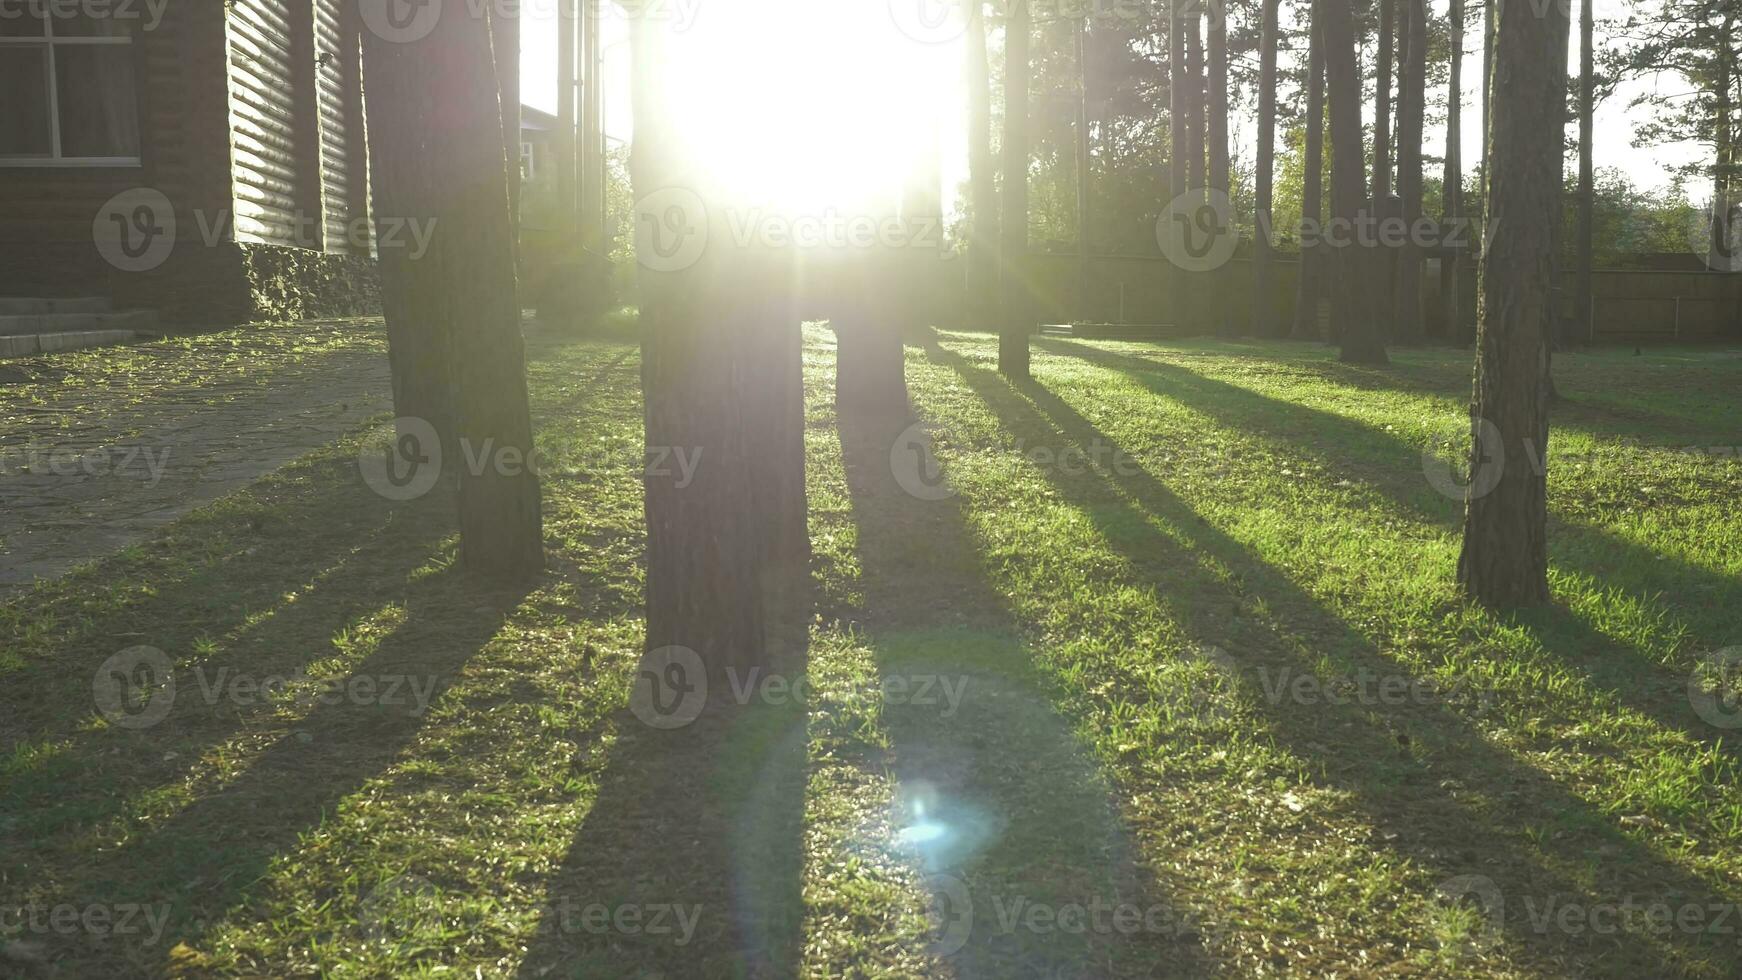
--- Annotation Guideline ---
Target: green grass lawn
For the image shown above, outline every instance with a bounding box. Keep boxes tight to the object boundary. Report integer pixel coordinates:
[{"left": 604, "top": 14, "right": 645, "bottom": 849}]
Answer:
[{"left": 3, "top": 326, "right": 1741, "bottom": 977}]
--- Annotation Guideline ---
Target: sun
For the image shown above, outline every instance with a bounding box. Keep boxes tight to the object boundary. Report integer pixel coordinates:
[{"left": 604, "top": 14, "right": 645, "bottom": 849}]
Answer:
[{"left": 654, "top": 1, "right": 961, "bottom": 215}]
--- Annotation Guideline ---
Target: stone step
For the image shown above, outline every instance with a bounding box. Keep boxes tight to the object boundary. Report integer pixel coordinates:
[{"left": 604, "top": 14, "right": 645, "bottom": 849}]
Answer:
[
  {"left": 0, "top": 309, "right": 157, "bottom": 337},
  {"left": 0, "top": 296, "right": 112, "bottom": 316},
  {"left": 0, "top": 330, "right": 151, "bottom": 358}
]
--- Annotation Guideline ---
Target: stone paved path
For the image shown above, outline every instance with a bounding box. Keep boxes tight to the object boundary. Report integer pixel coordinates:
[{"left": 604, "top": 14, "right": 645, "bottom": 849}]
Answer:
[{"left": 0, "top": 322, "right": 392, "bottom": 598}]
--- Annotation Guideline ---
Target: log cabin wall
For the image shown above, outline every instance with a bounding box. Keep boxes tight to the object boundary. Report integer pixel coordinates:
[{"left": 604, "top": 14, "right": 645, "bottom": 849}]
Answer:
[{"left": 0, "top": 0, "right": 378, "bottom": 326}]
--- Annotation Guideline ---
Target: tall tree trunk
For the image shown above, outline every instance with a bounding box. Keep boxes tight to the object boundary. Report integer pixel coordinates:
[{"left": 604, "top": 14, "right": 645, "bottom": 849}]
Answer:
[
  {"left": 1325, "top": 0, "right": 1388, "bottom": 364},
  {"left": 966, "top": 0, "right": 998, "bottom": 330},
  {"left": 1168, "top": 0, "right": 1189, "bottom": 330},
  {"left": 493, "top": 5, "right": 520, "bottom": 256},
  {"left": 1443, "top": 0, "right": 1464, "bottom": 342},
  {"left": 556, "top": 0, "right": 577, "bottom": 229},
  {"left": 1076, "top": 19, "right": 1094, "bottom": 324},
  {"left": 1186, "top": 15, "right": 1206, "bottom": 192},
  {"left": 1575, "top": 0, "right": 1594, "bottom": 337},
  {"left": 1709, "top": 12, "right": 1734, "bottom": 270},
  {"left": 999, "top": 0, "right": 1033, "bottom": 379},
  {"left": 1456, "top": 0, "right": 1569, "bottom": 608},
  {"left": 363, "top": 8, "right": 544, "bottom": 581},
  {"left": 580, "top": 0, "right": 605, "bottom": 250},
  {"left": 1254, "top": 0, "right": 1280, "bottom": 336},
  {"left": 1480, "top": 0, "right": 1494, "bottom": 220},
  {"left": 631, "top": 19, "right": 779, "bottom": 678},
  {"left": 1393, "top": 0, "right": 1426, "bottom": 342},
  {"left": 1374, "top": 0, "right": 1394, "bottom": 200},
  {"left": 835, "top": 243, "right": 909, "bottom": 418},
  {"left": 1207, "top": 1, "right": 1232, "bottom": 335},
  {"left": 1292, "top": 2, "right": 1327, "bottom": 340}
]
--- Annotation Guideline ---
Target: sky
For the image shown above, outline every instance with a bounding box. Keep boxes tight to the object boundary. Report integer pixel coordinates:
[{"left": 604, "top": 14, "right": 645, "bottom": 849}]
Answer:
[{"left": 519, "top": 0, "right": 1711, "bottom": 202}]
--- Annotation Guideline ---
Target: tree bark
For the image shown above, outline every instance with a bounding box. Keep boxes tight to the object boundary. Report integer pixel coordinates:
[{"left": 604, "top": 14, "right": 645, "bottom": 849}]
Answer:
[
  {"left": 363, "top": 7, "right": 545, "bottom": 581},
  {"left": 1324, "top": 0, "right": 1389, "bottom": 364},
  {"left": 1207, "top": 0, "right": 1232, "bottom": 335},
  {"left": 1575, "top": 0, "right": 1594, "bottom": 337},
  {"left": 1393, "top": 0, "right": 1426, "bottom": 342},
  {"left": 1443, "top": 0, "right": 1464, "bottom": 342},
  {"left": 1254, "top": 0, "right": 1280, "bottom": 336},
  {"left": 835, "top": 245, "right": 909, "bottom": 419},
  {"left": 1374, "top": 0, "right": 1394, "bottom": 201},
  {"left": 1185, "top": 15, "right": 1206, "bottom": 192},
  {"left": 493, "top": 5, "right": 520, "bottom": 254},
  {"left": 1709, "top": 12, "right": 1734, "bottom": 270},
  {"left": 999, "top": 0, "right": 1033, "bottom": 379},
  {"left": 966, "top": 0, "right": 998, "bottom": 330},
  {"left": 1168, "top": 0, "right": 1189, "bottom": 330},
  {"left": 1076, "top": 19, "right": 1094, "bottom": 324},
  {"left": 631, "top": 18, "right": 781, "bottom": 677},
  {"left": 1456, "top": 0, "right": 1569, "bottom": 608},
  {"left": 1292, "top": 2, "right": 1327, "bottom": 340}
]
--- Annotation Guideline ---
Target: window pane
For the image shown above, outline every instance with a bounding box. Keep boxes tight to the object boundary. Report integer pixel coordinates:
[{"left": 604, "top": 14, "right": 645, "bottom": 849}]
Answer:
[
  {"left": 55, "top": 44, "right": 140, "bottom": 157},
  {"left": 0, "top": 47, "right": 52, "bottom": 155},
  {"left": 0, "top": 5, "right": 47, "bottom": 37}
]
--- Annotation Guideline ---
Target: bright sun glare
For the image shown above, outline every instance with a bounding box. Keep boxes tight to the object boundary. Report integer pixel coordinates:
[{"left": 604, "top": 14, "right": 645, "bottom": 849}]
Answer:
[{"left": 657, "top": 2, "right": 960, "bottom": 213}]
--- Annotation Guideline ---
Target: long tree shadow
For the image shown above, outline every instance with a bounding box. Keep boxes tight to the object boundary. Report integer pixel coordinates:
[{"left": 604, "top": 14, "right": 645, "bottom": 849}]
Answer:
[
  {"left": 1035, "top": 338, "right": 1742, "bottom": 764},
  {"left": 514, "top": 604, "right": 813, "bottom": 979},
  {"left": 1, "top": 345, "right": 640, "bottom": 879},
  {"left": 932, "top": 343, "right": 1742, "bottom": 975},
  {"left": 833, "top": 405, "right": 1213, "bottom": 978}
]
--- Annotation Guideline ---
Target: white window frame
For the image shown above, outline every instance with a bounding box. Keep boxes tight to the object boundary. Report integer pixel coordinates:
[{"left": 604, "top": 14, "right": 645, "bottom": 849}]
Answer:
[
  {"left": 520, "top": 140, "right": 536, "bottom": 180},
  {"left": 0, "top": 14, "right": 141, "bottom": 167}
]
